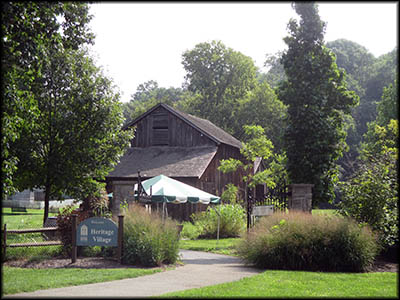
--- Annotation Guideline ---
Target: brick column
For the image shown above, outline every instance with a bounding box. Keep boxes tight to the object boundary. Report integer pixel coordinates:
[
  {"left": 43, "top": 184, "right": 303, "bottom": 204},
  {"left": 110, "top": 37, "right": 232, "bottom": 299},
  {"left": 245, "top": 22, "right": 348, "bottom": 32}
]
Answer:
[{"left": 288, "top": 184, "right": 314, "bottom": 213}]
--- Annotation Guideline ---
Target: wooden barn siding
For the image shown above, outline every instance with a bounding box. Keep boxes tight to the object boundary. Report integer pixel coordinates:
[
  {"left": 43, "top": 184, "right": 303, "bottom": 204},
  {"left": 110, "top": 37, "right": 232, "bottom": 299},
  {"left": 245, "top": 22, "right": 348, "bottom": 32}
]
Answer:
[
  {"left": 132, "top": 106, "right": 215, "bottom": 147},
  {"left": 200, "top": 144, "right": 246, "bottom": 201}
]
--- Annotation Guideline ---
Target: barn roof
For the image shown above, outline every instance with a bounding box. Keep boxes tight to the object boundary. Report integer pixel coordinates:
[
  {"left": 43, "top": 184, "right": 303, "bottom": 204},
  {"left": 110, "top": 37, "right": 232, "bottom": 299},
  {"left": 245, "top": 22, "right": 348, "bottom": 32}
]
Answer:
[
  {"left": 123, "top": 103, "right": 242, "bottom": 149},
  {"left": 107, "top": 146, "right": 218, "bottom": 179}
]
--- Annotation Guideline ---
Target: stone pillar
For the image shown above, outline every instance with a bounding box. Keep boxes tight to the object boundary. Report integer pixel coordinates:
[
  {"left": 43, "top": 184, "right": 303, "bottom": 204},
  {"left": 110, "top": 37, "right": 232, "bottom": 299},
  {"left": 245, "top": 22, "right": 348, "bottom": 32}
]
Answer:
[
  {"left": 288, "top": 184, "right": 314, "bottom": 213},
  {"left": 111, "top": 181, "right": 136, "bottom": 218}
]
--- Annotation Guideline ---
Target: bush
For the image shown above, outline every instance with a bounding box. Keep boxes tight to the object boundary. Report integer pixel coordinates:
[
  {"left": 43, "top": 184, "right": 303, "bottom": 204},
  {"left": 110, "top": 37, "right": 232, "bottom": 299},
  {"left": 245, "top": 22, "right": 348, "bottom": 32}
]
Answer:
[
  {"left": 122, "top": 204, "right": 180, "bottom": 267},
  {"left": 180, "top": 221, "right": 202, "bottom": 240},
  {"left": 57, "top": 204, "right": 89, "bottom": 256},
  {"left": 56, "top": 188, "right": 112, "bottom": 256},
  {"left": 190, "top": 204, "right": 246, "bottom": 239},
  {"left": 237, "top": 212, "right": 379, "bottom": 272},
  {"left": 338, "top": 149, "right": 398, "bottom": 250}
]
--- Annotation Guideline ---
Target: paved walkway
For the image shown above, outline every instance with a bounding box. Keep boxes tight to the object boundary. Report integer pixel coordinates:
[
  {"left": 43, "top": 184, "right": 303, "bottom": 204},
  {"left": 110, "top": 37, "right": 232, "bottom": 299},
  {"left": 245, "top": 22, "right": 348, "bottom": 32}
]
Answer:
[{"left": 5, "top": 250, "right": 262, "bottom": 298}]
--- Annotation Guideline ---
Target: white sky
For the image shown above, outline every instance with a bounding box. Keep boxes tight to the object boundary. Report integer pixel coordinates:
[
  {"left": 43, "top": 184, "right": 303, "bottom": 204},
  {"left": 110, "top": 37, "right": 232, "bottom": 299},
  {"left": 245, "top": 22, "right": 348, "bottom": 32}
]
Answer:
[{"left": 88, "top": 2, "right": 398, "bottom": 102}]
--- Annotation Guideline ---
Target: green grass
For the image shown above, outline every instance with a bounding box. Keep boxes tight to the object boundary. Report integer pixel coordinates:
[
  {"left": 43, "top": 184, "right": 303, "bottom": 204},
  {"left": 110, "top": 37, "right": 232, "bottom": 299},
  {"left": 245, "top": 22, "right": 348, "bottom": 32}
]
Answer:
[
  {"left": 2, "top": 208, "right": 64, "bottom": 260},
  {"left": 179, "top": 238, "right": 240, "bottom": 256},
  {"left": 312, "top": 209, "right": 340, "bottom": 216},
  {"left": 161, "top": 270, "right": 398, "bottom": 298},
  {"left": 2, "top": 207, "right": 59, "bottom": 229},
  {"left": 2, "top": 266, "right": 164, "bottom": 295},
  {"left": 3, "top": 209, "right": 397, "bottom": 298}
]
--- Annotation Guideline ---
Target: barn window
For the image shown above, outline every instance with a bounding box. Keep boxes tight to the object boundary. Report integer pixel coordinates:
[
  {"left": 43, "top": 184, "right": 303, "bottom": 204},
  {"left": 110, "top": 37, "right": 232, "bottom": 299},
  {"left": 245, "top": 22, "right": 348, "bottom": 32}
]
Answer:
[{"left": 152, "top": 112, "right": 169, "bottom": 146}]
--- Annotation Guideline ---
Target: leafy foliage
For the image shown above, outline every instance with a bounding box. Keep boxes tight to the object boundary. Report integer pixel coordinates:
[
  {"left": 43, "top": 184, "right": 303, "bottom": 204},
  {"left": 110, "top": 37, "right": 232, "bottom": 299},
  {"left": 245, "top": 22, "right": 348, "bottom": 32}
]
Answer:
[
  {"left": 181, "top": 40, "right": 257, "bottom": 135},
  {"left": 237, "top": 212, "right": 378, "bottom": 272},
  {"left": 219, "top": 125, "right": 285, "bottom": 194},
  {"left": 1, "top": 2, "right": 94, "bottom": 197},
  {"left": 338, "top": 79, "right": 398, "bottom": 250},
  {"left": 2, "top": 2, "right": 132, "bottom": 225},
  {"left": 190, "top": 204, "right": 246, "bottom": 239},
  {"left": 122, "top": 80, "right": 187, "bottom": 124},
  {"left": 12, "top": 46, "right": 133, "bottom": 224},
  {"left": 278, "top": 3, "right": 359, "bottom": 205},
  {"left": 338, "top": 149, "right": 398, "bottom": 249}
]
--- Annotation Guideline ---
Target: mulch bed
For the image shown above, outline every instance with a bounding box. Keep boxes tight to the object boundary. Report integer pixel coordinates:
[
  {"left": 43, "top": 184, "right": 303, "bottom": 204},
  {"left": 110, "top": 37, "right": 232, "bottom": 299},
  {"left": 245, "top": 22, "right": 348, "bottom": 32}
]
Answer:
[
  {"left": 3, "top": 255, "right": 398, "bottom": 272},
  {"left": 2, "top": 257, "right": 161, "bottom": 270}
]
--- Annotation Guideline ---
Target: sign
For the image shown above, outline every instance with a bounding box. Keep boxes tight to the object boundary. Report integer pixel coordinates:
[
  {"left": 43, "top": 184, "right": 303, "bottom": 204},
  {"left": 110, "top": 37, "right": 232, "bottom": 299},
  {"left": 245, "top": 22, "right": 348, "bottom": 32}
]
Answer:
[
  {"left": 252, "top": 205, "right": 274, "bottom": 216},
  {"left": 77, "top": 217, "right": 118, "bottom": 246}
]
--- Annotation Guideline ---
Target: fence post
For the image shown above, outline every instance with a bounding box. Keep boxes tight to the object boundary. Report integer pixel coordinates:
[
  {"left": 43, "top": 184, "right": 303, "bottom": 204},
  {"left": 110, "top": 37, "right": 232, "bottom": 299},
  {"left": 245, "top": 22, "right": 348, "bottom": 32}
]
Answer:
[
  {"left": 246, "top": 187, "right": 252, "bottom": 232},
  {"left": 3, "top": 224, "right": 6, "bottom": 261},
  {"left": 71, "top": 214, "right": 77, "bottom": 263},
  {"left": 117, "top": 215, "right": 124, "bottom": 264}
]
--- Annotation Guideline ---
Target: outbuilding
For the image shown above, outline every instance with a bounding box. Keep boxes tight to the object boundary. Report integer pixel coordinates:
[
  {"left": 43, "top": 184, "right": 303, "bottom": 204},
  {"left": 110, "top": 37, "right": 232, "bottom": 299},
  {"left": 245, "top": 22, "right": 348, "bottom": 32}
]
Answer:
[{"left": 106, "top": 103, "right": 247, "bottom": 221}]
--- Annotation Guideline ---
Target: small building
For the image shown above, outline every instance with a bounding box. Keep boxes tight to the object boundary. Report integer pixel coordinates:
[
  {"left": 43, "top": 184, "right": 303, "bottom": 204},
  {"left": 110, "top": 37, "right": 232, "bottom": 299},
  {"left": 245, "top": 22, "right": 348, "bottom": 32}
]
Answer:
[{"left": 106, "top": 103, "right": 247, "bottom": 221}]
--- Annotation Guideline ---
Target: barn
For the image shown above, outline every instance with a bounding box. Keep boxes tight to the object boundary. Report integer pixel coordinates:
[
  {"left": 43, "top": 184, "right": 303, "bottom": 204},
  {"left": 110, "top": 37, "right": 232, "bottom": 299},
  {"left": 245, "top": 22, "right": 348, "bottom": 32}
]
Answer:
[{"left": 106, "top": 103, "right": 256, "bottom": 221}]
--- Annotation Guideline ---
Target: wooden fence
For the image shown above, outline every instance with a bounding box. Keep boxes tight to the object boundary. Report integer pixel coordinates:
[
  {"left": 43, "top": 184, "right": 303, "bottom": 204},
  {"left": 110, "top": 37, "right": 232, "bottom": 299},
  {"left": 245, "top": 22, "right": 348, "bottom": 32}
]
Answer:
[{"left": 2, "top": 224, "right": 62, "bottom": 261}]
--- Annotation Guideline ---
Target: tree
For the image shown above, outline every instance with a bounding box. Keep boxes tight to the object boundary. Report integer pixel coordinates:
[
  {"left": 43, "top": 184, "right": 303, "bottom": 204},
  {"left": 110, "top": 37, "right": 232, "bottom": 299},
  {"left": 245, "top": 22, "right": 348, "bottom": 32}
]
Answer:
[
  {"left": 234, "top": 82, "right": 287, "bottom": 153},
  {"left": 1, "top": 2, "right": 94, "bottom": 198},
  {"left": 278, "top": 2, "right": 359, "bottom": 205},
  {"left": 218, "top": 125, "right": 287, "bottom": 205},
  {"left": 181, "top": 40, "right": 257, "bottom": 135},
  {"left": 376, "top": 81, "right": 398, "bottom": 126},
  {"left": 2, "top": 2, "right": 133, "bottom": 225},
  {"left": 122, "top": 80, "right": 186, "bottom": 124},
  {"left": 13, "top": 47, "right": 134, "bottom": 225}
]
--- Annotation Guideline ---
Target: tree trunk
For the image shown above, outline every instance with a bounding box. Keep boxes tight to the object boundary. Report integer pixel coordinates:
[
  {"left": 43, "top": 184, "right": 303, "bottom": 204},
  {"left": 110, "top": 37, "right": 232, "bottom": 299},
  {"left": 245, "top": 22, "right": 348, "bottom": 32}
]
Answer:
[{"left": 43, "top": 182, "right": 51, "bottom": 227}]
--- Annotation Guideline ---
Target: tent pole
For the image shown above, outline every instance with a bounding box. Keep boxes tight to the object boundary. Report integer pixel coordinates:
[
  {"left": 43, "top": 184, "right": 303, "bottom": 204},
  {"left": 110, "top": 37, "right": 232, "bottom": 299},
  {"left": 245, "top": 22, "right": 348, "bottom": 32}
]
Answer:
[{"left": 162, "top": 202, "right": 165, "bottom": 223}]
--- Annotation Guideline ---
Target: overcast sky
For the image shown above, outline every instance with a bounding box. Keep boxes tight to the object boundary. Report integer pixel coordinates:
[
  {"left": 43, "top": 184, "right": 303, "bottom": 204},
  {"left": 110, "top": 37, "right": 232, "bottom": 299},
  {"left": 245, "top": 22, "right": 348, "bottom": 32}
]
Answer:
[{"left": 88, "top": 2, "right": 398, "bottom": 102}]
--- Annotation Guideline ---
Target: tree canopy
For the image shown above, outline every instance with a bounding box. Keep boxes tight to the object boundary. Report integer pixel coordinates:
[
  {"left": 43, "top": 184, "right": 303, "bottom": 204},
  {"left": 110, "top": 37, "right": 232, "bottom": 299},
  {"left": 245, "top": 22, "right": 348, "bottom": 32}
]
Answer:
[{"left": 2, "top": 2, "right": 133, "bottom": 224}]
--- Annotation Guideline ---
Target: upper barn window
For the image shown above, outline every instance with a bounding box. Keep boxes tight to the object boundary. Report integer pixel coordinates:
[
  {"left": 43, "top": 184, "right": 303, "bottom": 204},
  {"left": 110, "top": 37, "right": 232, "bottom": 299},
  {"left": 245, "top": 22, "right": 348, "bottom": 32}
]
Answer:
[{"left": 152, "top": 111, "right": 169, "bottom": 146}]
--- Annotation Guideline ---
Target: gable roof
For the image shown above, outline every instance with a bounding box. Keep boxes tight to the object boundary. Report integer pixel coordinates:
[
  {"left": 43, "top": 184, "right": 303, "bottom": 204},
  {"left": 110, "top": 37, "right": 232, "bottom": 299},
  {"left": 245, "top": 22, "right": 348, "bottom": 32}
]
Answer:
[
  {"left": 107, "top": 146, "right": 218, "bottom": 179},
  {"left": 123, "top": 103, "right": 242, "bottom": 149}
]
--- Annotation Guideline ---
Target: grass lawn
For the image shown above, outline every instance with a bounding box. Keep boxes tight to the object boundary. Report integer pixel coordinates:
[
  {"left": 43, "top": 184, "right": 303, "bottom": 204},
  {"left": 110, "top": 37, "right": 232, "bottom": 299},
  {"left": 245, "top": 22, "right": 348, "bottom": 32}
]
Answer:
[
  {"left": 2, "top": 208, "right": 397, "bottom": 298},
  {"left": 161, "top": 270, "right": 398, "bottom": 298},
  {"left": 179, "top": 238, "right": 240, "bottom": 256},
  {"left": 1, "top": 266, "right": 164, "bottom": 295},
  {"left": 2, "top": 207, "right": 59, "bottom": 229}
]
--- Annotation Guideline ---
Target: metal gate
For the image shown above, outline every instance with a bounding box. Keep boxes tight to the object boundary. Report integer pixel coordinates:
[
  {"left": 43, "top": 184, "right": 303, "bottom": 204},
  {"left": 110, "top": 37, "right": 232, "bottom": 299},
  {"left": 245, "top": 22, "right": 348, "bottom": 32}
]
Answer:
[{"left": 246, "top": 184, "right": 289, "bottom": 230}]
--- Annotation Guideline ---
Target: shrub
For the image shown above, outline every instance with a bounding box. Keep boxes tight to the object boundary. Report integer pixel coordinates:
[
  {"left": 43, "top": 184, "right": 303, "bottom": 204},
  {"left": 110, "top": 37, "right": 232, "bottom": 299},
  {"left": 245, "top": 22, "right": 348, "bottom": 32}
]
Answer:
[
  {"left": 338, "top": 149, "right": 398, "bottom": 250},
  {"left": 180, "top": 221, "right": 202, "bottom": 240},
  {"left": 191, "top": 204, "right": 246, "bottom": 239},
  {"left": 57, "top": 204, "right": 89, "bottom": 256},
  {"left": 221, "top": 184, "right": 239, "bottom": 204},
  {"left": 56, "top": 188, "right": 112, "bottom": 256},
  {"left": 237, "top": 212, "right": 379, "bottom": 272},
  {"left": 122, "top": 204, "right": 180, "bottom": 267}
]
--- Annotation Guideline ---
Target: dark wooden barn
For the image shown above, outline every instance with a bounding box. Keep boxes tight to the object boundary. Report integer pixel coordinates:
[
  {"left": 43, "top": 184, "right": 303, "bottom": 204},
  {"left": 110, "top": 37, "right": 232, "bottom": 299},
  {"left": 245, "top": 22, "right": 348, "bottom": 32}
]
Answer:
[{"left": 106, "top": 103, "right": 248, "bottom": 221}]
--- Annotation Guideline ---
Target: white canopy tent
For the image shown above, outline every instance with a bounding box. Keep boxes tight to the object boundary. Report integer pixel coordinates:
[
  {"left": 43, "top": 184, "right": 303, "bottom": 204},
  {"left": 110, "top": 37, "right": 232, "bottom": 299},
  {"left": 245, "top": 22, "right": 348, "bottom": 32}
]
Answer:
[{"left": 134, "top": 174, "right": 221, "bottom": 242}]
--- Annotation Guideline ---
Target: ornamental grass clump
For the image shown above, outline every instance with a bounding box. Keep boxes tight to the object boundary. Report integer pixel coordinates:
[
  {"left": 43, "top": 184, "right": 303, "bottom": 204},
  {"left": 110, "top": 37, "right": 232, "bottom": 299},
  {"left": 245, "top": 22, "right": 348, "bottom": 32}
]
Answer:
[
  {"left": 122, "top": 204, "right": 180, "bottom": 267},
  {"left": 237, "top": 211, "right": 379, "bottom": 272}
]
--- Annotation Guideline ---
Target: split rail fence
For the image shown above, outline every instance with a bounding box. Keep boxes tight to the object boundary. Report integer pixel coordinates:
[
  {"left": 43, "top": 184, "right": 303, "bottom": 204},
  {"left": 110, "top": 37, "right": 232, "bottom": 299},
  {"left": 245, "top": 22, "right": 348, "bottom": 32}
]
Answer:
[{"left": 2, "top": 224, "right": 62, "bottom": 261}]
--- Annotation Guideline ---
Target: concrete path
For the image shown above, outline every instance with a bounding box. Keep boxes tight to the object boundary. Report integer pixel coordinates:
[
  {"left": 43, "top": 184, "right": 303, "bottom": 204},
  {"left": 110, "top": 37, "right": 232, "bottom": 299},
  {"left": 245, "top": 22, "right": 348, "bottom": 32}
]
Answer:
[{"left": 5, "top": 250, "right": 262, "bottom": 298}]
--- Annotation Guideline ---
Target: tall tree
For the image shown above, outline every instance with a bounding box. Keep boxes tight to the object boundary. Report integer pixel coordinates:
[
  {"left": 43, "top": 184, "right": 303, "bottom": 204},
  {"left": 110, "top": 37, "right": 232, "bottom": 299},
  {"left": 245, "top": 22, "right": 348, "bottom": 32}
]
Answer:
[
  {"left": 2, "top": 2, "right": 133, "bottom": 224},
  {"left": 278, "top": 2, "right": 359, "bottom": 205},
  {"left": 181, "top": 40, "right": 257, "bottom": 135},
  {"left": 1, "top": 2, "right": 94, "bottom": 198},
  {"left": 13, "top": 46, "right": 133, "bottom": 225}
]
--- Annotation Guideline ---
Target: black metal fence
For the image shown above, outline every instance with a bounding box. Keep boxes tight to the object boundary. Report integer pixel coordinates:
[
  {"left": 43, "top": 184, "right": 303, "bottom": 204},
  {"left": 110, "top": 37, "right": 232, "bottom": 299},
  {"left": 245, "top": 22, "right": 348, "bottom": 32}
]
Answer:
[{"left": 246, "top": 184, "right": 289, "bottom": 230}]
